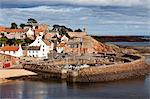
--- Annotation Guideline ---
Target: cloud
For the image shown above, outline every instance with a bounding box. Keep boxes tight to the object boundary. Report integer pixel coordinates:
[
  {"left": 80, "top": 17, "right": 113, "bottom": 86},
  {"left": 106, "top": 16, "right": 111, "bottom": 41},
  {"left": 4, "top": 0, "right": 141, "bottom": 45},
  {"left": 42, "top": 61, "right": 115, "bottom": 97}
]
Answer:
[
  {"left": 0, "top": 0, "right": 149, "bottom": 8},
  {"left": 0, "top": 4, "right": 149, "bottom": 35},
  {"left": 16, "top": 6, "right": 85, "bottom": 13},
  {"left": 64, "top": 0, "right": 146, "bottom": 6},
  {"left": 80, "top": 17, "right": 88, "bottom": 20}
]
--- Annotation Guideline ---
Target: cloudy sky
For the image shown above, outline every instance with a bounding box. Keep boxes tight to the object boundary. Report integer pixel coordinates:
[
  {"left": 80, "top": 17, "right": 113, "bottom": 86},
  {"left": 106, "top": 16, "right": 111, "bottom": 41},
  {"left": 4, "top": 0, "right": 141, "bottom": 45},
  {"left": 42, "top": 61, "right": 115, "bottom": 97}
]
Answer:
[{"left": 0, "top": 0, "right": 149, "bottom": 36}]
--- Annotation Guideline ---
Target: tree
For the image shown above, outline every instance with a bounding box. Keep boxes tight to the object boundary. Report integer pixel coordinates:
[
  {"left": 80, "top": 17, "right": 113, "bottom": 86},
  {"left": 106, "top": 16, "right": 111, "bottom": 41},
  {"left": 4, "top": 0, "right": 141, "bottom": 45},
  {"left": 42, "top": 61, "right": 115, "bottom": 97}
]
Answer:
[
  {"left": 7, "top": 39, "right": 14, "bottom": 45},
  {"left": 20, "top": 23, "right": 25, "bottom": 29},
  {"left": 24, "top": 37, "right": 34, "bottom": 44},
  {"left": 52, "top": 24, "right": 60, "bottom": 31},
  {"left": 27, "top": 18, "right": 38, "bottom": 24},
  {"left": 0, "top": 37, "right": 8, "bottom": 45},
  {"left": 74, "top": 28, "right": 82, "bottom": 32},
  {"left": 11, "top": 22, "right": 18, "bottom": 29},
  {"left": 59, "top": 27, "right": 67, "bottom": 35},
  {"left": 13, "top": 38, "right": 24, "bottom": 45},
  {"left": 67, "top": 28, "right": 73, "bottom": 32}
]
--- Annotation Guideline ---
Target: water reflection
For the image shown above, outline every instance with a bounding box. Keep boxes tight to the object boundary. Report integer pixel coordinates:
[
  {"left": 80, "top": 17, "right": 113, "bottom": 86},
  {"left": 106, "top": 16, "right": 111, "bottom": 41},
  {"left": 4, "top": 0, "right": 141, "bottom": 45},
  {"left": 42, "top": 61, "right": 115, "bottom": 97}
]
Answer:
[{"left": 0, "top": 76, "right": 150, "bottom": 99}]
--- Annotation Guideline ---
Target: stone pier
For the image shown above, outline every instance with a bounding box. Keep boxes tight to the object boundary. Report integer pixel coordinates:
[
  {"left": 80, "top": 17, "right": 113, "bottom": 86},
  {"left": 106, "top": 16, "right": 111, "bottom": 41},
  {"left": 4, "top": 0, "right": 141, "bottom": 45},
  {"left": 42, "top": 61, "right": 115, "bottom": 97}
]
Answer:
[{"left": 22, "top": 54, "right": 150, "bottom": 82}]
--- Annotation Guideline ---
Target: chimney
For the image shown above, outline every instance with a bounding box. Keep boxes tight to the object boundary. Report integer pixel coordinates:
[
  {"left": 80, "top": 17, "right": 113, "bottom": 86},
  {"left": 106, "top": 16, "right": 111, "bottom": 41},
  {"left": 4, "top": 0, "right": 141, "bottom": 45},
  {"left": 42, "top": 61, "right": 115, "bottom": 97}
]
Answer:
[
  {"left": 19, "top": 44, "right": 22, "bottom": 48},
  {"left": 2, "top": 44, "right": 4, "bottom": 47}
]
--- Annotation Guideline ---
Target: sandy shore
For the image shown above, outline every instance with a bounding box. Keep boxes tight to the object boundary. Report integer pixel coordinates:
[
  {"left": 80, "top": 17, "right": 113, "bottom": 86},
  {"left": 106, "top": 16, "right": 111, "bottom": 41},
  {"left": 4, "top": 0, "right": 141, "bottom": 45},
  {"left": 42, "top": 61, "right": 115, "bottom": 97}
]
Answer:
[
  {"left": 0, "top": 69, "right": 37, "bottom": 79},
  {"left": 0, "top": 78, "right": 12, "bottom": 84},
  {"left": 0, "top": 69, "right": 37, "bottom": 84}
]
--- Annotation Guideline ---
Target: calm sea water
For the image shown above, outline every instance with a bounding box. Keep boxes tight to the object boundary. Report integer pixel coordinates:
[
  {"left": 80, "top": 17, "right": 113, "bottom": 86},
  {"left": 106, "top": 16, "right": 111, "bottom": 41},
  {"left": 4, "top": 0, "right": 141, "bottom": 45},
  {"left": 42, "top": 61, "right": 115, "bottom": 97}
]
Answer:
[
  {"left": 0, "top": 42, "right": 150, "bottom": 99},
  {"left": 106, "top": 42, "right": 150, "bottom": 47},
  {"left": 0, "top": 75, "right": 150, "bottom": 99}
]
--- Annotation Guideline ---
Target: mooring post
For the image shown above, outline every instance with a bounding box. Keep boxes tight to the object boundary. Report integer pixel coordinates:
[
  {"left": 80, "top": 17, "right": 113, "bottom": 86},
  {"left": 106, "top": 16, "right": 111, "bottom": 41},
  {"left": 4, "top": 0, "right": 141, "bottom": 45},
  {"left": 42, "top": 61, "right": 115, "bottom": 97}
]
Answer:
[{"left": 61, "top": 69, "right": 68, "bottom": 79}]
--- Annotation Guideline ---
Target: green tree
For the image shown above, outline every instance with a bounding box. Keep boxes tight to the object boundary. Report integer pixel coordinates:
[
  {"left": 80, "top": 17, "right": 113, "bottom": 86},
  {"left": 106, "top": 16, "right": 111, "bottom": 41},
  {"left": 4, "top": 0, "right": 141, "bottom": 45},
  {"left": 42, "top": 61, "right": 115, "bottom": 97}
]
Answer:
[
  {"left": 0, "top": 37, "right": 8, "bottom": 45},
  {"left": 11, "top": 22, "right": 18, "bottom": 29},
  {"left": 59, "top": 27, "right": 67, "bottom": 35},
  {"left": 74, "top": 28, "right": 82, "bottom": 32},
  {"left": 13, "top": 38, "right": 24, "bottom": 45},
  {"left": 20, "top": 23, "right": 25, "bottom": 29},
  {"left": 27, "top": 18, "right": 38, "bottom": 23},
  {"left": 24, "top": 37, "right": 33, "bottom": 44}
]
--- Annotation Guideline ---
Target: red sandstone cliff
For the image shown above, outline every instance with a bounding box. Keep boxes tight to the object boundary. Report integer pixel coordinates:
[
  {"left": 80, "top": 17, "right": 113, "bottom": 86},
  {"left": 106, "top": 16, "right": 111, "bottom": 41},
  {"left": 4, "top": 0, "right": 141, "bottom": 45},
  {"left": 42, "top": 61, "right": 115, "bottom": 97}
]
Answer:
[{"left": 83, "top": 36, "right": 137, "bottom": 54}]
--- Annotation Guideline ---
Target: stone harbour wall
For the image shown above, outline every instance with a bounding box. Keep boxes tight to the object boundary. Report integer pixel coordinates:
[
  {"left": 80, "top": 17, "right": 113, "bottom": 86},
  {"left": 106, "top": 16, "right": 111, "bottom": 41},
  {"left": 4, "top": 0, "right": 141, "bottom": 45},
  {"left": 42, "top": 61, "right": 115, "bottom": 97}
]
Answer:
[{"left": 71, "top": 55, "right": 150, "bottom": 82}]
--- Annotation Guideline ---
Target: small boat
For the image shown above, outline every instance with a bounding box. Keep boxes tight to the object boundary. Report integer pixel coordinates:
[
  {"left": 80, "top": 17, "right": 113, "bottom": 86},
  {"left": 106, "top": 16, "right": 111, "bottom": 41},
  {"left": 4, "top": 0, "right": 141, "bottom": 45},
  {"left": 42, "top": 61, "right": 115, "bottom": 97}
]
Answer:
[{"left": 80, "top": 64, "right": 90, "bottom": 68}]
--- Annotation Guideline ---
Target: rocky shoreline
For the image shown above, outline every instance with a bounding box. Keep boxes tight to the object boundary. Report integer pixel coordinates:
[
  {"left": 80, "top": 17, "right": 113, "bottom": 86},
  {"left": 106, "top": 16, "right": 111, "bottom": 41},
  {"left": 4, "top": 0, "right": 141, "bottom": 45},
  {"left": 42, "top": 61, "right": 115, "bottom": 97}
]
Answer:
[
  {"left": 123, "top": 46, "right": 150, "bottom": 55},
  {"left": 91, "top": 36, "right": 150, "bottom": 42}
]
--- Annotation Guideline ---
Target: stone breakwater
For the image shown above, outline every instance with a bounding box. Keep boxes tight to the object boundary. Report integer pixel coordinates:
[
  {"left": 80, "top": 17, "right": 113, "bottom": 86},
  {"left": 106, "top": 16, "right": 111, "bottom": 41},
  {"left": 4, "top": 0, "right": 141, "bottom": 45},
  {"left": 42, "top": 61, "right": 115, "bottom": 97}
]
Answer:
[
  {"left": 69, "top": 55, "right": 150, "bottom": 82},
  {"left": 23, "top": 54, "right": 150, "bottom": 82}
]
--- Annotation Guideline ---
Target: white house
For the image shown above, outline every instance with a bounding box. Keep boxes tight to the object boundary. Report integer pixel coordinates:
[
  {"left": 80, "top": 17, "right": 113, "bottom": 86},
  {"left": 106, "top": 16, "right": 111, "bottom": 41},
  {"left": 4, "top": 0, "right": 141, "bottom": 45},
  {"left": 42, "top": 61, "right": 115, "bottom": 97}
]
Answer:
[
  {"left": 61, "top": 35, "right": 69, "bottom": 42},
  {"left": 0, "top": 44, "right": 23, "bottom": 57},
  {"left": 26, "top": 27, "right": 34, "bottom": 38},
  {"left": 56, "top": 33, "right": 61, "bottom": 38},
  {"left": 27, "top": 33, "right": 54, "bottom": 58}
]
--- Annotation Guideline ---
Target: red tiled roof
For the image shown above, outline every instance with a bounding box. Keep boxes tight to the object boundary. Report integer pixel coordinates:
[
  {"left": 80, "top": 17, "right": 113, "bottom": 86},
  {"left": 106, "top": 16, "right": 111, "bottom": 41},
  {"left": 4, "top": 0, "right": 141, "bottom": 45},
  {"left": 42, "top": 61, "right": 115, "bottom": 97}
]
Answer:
[
  {"left": 57, "top": 42, "right": 66, "bottom": 47},
  {"left": 0, "top": 26, "right": 7, "bottom": 32},
  {"left": 5, "top": 28, "right": 27, "bottom": 33},
  {"left": 1, "top": 46, "right": 19, "bottom": 51},
  {"left": 35, "top": 28, "right": 44, "bottom": 33}
]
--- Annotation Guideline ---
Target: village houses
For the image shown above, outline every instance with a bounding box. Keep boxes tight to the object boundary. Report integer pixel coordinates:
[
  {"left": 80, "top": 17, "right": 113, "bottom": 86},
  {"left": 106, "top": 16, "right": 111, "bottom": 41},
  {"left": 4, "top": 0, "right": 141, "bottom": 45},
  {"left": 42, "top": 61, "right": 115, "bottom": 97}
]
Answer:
[
  {"left": 27, "top": 32, "right": 54, "bottom": 58},
  {"left": 0, "top": 44, "right": 23, "bottom": 57}
]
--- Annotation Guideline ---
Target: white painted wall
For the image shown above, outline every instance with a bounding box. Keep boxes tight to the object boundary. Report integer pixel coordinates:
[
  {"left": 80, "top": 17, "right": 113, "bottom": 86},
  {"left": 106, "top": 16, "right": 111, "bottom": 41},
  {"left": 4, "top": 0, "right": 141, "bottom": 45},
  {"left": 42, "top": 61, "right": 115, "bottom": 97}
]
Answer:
[
  {"left": 0, "top": 45, "right": 23, "bottom": 57},
  {"left": 27, "top": 35, "right": 53, "bottom": 58},
  {"left": 26, "top": 28, "right": 34, "bottom": 37}
]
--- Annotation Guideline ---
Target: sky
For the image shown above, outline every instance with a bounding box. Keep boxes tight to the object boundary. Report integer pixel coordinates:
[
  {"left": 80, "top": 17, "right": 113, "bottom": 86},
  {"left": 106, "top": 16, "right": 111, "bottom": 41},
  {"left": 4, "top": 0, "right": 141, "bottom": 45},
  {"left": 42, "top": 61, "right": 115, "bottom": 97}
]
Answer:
[{"left": 0, "top": 0, "right": 150, "bottom": 36}]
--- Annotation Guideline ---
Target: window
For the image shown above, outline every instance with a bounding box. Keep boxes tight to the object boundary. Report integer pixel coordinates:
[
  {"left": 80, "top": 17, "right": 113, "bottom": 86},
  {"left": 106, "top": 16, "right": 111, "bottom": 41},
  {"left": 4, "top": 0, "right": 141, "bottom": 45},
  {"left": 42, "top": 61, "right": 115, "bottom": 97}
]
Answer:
[
  {"left": 38, "top": 39, "right": 40, "bottom": 43},
  {"left": 13, "top": 51, "right": 15, "bottom": 54},
  {"left": 43, "top": 49, "right": 44, "bottom": 51},
  {"left": 20, "top": 35, "right": 24, "bottom": 38}
]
